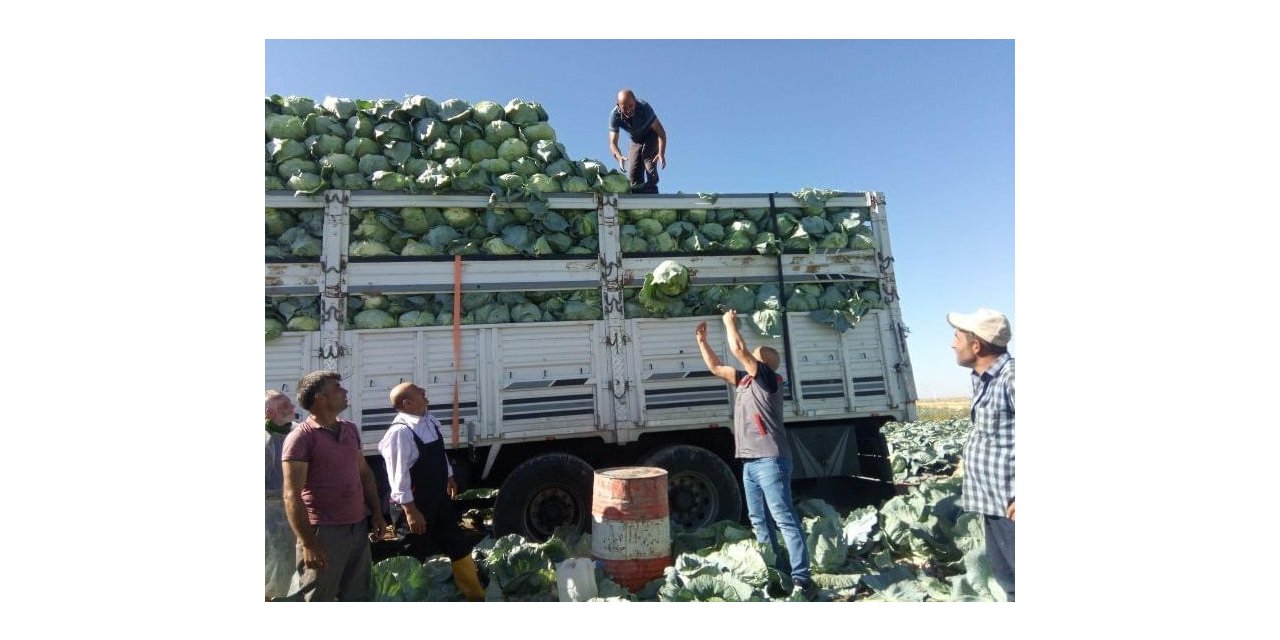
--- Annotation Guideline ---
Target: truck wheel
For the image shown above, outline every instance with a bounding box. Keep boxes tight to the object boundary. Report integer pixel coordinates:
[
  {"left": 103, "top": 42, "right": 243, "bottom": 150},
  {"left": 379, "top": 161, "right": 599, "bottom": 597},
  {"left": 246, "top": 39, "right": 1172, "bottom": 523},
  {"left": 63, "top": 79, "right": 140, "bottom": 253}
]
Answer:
[
  {"left": 492, "top": 453, "right": 594, "bottom": 542},
  {"left": 642, "top": 445, "right": 742, "bottom": 532}
]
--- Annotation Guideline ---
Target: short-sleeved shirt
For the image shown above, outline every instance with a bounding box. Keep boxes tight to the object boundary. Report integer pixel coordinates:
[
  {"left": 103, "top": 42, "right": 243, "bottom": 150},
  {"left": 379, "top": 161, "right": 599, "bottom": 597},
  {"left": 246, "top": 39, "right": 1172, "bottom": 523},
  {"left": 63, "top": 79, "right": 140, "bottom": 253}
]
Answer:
[
  {"left": 608, "top": 100, "right": 658, "bottom": 141},
  {"left": 961, "top": 353, "right": 1015, "bottom": 517},
  {"left": 281, "top": 418, "right": 366, "bottom": 526},
  {"left": 731, "top": 363, "right": 791, "bottom": 460}
]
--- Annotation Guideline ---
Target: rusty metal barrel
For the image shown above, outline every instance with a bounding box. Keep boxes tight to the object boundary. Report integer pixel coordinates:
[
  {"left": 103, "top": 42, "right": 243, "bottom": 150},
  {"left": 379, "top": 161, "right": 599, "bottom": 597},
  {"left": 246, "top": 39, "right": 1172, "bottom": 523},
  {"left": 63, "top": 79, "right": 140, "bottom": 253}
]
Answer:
[{"left": 591, "top": 467, "right": 672, "bottom": 592}]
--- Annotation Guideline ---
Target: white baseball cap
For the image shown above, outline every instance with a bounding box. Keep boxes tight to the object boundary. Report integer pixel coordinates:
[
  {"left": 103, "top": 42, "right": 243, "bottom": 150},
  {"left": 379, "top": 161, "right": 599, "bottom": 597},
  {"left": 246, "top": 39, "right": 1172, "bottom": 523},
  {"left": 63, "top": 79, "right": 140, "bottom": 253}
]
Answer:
[{"left": 947, "top": 308, "right": 1012, "bottom": 347}]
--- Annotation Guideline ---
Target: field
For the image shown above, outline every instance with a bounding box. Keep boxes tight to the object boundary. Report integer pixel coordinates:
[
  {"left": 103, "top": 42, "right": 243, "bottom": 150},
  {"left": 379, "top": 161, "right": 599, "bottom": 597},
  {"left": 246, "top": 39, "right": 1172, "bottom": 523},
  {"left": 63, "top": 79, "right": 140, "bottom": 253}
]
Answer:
[{"left": 916, "top": 397, "right": 969, "bottom": 422}]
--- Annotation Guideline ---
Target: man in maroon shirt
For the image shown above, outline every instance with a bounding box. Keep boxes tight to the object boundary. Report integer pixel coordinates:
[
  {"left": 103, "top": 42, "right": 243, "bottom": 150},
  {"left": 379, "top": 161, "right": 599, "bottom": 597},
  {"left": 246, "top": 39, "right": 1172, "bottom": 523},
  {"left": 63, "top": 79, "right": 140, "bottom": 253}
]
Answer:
[{"left": 281, "top": 370, "right": 388, "bottom": 601}]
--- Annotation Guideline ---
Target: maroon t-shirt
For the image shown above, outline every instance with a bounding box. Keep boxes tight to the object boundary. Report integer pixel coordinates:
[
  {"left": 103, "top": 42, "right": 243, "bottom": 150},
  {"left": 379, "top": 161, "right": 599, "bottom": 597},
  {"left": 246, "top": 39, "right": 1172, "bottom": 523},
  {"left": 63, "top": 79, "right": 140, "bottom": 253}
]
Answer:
[{"left": 281, "top": 418, "right": 366, "bottom": 526}]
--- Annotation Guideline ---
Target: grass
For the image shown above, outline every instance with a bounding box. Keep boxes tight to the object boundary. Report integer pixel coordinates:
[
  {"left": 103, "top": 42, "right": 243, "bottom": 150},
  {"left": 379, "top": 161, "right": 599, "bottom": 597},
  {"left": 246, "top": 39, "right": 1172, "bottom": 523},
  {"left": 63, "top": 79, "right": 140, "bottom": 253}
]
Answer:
[{"left": 915, "top": 397, "right": 969, "bottom": 422}]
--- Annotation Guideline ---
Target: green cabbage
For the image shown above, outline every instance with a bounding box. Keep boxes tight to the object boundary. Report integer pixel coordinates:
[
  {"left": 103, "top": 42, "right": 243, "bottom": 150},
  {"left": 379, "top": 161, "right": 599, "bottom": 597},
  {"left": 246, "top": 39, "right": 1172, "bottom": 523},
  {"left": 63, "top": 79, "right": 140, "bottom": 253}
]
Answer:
[
  {"left": 354, "top": 309, "right": 398, "bottom": 329},
  {"left": 443, "top": 208, "right": 477, "bottom": 229},
  {"left": 472, "top": 100, "right": 504, "bottom": 125},
  {"left": 438, "top": 98, "right": 473, "bottom": 124}
]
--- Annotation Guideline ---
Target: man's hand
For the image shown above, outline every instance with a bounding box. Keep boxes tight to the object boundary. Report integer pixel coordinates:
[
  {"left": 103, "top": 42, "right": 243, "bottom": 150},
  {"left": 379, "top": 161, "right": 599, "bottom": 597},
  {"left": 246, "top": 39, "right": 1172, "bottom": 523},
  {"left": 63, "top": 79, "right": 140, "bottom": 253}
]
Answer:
[
  {"left": 1007, "top": 500, "right": 1016, "bottom": 521},
  {"left": 722, "top": 309, "right": 737, "bottom": 326},
  {"left": 655, "top": 152, "right": 666, "bottom": 170},
  {"left": 300, "top": 540, "right": 328, "bottom": 570},
  {"left": 403, "top": 503, "right": 427, "bottom": 535},
  {"left": 695, "top": 321, "right": 708, "bottom": 344},
  {"left": 447, "top": 477, "right": 458, "bottom": 499}
]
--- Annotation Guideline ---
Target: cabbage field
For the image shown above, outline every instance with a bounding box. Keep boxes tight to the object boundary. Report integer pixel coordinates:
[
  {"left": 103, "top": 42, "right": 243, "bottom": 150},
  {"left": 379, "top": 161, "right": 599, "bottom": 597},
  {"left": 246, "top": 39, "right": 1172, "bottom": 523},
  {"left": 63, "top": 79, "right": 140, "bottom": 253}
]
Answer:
[{"left": 367, "top": 418, "right": 1006, "bottom": 603}]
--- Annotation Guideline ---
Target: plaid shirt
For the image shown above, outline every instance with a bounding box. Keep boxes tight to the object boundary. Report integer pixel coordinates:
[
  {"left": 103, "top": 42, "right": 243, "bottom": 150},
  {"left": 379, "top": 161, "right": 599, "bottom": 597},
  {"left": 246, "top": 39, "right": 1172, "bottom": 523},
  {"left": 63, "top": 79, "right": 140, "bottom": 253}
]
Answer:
[{"left": 961, "top": 353, "right": 1015, "bottom": 517}]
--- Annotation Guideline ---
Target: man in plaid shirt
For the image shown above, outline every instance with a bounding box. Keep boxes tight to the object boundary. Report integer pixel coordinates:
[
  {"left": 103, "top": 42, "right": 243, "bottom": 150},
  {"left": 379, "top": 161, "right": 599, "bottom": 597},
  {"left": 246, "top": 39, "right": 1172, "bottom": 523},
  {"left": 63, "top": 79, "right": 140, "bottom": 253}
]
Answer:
[{"left": 948, "top": 308, "right": 1015, "bottom": 601}]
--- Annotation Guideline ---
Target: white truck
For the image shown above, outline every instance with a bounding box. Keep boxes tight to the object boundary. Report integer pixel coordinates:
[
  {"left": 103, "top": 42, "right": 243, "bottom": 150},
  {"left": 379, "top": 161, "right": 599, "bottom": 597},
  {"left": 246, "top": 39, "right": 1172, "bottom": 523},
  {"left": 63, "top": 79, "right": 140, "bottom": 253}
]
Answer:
[{"left": 265, "top": 190, "right": 917, "bottom": 542}]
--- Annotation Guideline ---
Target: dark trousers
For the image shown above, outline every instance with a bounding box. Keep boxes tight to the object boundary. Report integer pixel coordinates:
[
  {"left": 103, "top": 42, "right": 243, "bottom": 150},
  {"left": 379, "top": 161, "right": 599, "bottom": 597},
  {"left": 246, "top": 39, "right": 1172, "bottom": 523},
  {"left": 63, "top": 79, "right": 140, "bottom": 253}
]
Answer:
[
  {"left": 627, "top": 132, "right": 659, "bottom": 193},
  {"left": 984, "top": 514, "right": 1015, "bottom": 601}
]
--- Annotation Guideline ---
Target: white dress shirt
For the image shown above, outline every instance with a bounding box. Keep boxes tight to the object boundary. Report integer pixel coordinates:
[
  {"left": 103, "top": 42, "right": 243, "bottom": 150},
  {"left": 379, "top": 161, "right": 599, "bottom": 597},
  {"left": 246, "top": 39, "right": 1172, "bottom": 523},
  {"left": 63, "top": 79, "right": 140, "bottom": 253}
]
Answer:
[{"left": 377, "top": 411, "right": 453, "bottom": 505}]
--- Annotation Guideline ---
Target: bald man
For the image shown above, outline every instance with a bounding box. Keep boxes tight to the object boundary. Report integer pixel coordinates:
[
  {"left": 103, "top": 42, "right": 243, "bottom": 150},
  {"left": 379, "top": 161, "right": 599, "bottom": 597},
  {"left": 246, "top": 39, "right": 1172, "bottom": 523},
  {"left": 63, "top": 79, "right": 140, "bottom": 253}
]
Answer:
[
  {"left": 376, "top": 382, "right": 484, "bottom": 600},
  {"left": 608, "top": 88, "right": 667, "bottom": 194},
  {"left": 695, "top": 310, "right": 814, "bottom": 599}
]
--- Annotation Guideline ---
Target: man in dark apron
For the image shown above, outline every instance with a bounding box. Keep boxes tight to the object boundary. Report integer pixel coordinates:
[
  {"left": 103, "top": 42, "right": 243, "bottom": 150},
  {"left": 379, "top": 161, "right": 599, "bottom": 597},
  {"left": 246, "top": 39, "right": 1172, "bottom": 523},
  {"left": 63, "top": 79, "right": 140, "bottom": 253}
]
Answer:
[
  {"left": 608, "top": 88, "right": 668, "bottom": 193},
  {"left": 377, "top": 382, "right": 485, "bottom": 601}
]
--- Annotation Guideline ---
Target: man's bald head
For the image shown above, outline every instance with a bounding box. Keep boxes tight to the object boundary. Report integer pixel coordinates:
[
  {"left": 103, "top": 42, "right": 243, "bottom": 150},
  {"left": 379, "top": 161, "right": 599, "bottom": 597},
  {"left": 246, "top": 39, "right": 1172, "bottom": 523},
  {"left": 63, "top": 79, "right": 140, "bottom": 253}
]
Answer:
[
  {"left": 617, "top": 89, "right": 637, "bottom": 116},
  {"left": 389, "top": 382, "right": 416, "bottom": 409}
]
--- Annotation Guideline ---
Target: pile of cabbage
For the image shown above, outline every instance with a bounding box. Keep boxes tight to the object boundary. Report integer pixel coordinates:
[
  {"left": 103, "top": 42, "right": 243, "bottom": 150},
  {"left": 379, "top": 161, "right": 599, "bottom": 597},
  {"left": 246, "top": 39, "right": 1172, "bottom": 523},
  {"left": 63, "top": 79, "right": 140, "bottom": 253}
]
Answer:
[
  {"left": 265, "top": 204, "right": 875, "bottom": 260},
  {"left": 265, "top": 94, "right": 631, "bottom": 196},
  {"left": 266, "top": 290, "right": 604, "bottom": 339},
  {"left": 266, "top": 279, "right": 880, "bottom": 340}
]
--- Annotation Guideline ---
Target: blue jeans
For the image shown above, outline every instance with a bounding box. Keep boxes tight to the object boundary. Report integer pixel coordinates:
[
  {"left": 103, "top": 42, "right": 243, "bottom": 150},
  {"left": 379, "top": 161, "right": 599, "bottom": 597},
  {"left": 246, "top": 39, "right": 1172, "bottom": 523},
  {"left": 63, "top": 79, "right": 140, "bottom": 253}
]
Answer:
[{"left": 741, "top": 457, "right": 810, "bottom": 586}]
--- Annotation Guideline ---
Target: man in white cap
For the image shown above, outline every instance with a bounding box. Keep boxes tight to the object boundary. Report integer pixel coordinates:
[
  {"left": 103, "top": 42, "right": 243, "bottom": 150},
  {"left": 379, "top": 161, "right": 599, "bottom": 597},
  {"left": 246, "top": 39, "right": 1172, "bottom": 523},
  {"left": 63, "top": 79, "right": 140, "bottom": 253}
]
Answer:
[{"left": 947, "top": 307, "right": 1015, "bottom": 601}]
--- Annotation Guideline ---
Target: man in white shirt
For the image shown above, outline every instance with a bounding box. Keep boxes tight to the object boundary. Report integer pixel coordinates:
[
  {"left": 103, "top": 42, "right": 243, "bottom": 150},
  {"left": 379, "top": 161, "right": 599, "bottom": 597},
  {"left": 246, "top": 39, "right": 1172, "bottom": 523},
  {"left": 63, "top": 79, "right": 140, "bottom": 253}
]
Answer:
[{"left": 377, "top": 382, "right": 485, "bottom": 601}]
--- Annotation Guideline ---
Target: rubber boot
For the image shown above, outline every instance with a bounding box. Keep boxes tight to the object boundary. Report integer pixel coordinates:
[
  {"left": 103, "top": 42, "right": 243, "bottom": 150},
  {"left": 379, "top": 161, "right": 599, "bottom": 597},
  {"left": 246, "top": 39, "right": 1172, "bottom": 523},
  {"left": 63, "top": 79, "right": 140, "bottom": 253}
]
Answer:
[{"left": 451, "top": 556, "right": 485, "bottom": 601}]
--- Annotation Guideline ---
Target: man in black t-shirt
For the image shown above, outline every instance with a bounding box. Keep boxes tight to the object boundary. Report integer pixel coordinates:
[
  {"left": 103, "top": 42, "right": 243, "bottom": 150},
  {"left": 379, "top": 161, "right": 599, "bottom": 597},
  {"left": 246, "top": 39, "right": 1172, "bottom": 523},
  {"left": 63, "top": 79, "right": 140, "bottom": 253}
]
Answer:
[{"left": 607, "top": 88, "right": 667, "bottom": 193}]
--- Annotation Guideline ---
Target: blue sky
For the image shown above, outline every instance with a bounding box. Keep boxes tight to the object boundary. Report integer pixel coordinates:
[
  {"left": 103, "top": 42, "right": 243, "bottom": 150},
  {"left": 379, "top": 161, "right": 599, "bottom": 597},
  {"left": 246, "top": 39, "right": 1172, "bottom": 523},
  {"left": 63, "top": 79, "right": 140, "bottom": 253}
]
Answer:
[{"left": 266, "top": 39, "right": 1014, "bottom": 398}]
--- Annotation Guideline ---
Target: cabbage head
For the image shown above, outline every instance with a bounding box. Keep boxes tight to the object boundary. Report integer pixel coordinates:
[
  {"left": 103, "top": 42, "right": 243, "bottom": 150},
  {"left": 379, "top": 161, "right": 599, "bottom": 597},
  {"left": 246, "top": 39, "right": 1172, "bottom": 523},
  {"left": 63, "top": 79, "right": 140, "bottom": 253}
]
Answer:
[
  {"left": 350, "top": 240, "right": 394, "bottom": 257},
  {"left": 602, "top": 173, "right": 631, "bottom": 193},
  {"left": 266, "top": 318, "right": 285, "bottom": 340},
  {"left": 471, "top": 100, "right": 504, "bottom": 125},
  {"left": 497, "top": 138, "right": 529, "bottom": 163},
  {"left": 505, "top": 99, "right": 541, "bottom": 126},
  {"left": 526, "top": 174, "right": 560, "bottom": 193},
  {"left": 522, "top": 122, "right": 557, "bottom": 143},
  {"left": 400, "top": 239, "right": 440, "bottom": 256},
  {"left": 345, "top": 136, "right": 379, "bottom": 159},
  {"left": 415, "top": 118, "right": 448, "bottom": 145},
  {"left": 438, "top": 98, "right": 473, "bottom": 125},
  {"left": 484, "top": 120, "right": 517, "bottom": 147},
  {"left": 699, "top": 222, "right": 726, "bottom": 241},
  {"left": 443, "top": 208, "right": 477, "bottom": 230},
  {"left": 635, "top": 218, "right": 664, "bottom": 237},
  {"left": 478, "top": 158, "right": 510, "bottom": 174},
  {"left": 483, "top": 237, "right": 520, "bottom": 255},
  {"left": 265, "top": 209, "right": 296, "bottom": 236},
  {"left": 322, "top": 153, "right": 358, "bottom": 176},
  {"left": 648, "top": 232, "right": 677, "bottom": 253},
  {"left": 511, "top": 302, "right": 542, "bottom": 323},
  {"left": 562, "top": 176, "right": 591, "bottom": 192},
  {"left": 287, "top": 315, "right": 321, "bottom": 332},
  {"left": 751, "top": 310, "right": 784, "bottom": 338},
  {"left": 510, "top": 157, "right": 541, "bottom": 178},
  {"left": 354, "top": 309, "right": 398, "bottom": 329}
]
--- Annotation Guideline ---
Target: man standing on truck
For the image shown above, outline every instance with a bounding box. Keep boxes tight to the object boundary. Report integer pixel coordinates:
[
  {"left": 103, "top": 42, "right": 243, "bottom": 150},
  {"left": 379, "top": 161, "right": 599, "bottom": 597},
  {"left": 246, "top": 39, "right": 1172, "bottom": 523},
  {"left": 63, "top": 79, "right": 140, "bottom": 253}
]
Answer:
[
  {"left": 695, "top": 310, "right": 814, "bottom": 599},
  {"left": 608, "top": 88, "right": 667, "bottom": 194},
  {"left": 265, "top": 390, "right": 297, "bottom": 600},
  {"left": 377, "top": 382, "right": 486, "bottom": 601},
  {"left": 281, "top": 370, "right": 388, "bottom": 601},
  {"left": 948, "top": 308, "right": 1015, "bottom": 601}
]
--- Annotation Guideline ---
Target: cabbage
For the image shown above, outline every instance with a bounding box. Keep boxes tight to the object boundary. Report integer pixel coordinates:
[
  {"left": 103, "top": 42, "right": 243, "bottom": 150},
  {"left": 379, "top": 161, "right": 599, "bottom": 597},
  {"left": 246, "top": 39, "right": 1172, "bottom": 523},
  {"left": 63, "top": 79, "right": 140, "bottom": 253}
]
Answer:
[
  {"left": 527, "top": 174, "right": 560, "bottom": 193},
  {"left": 439, "top": 98, "right": 473, "bottom": 125},
  {"left": 827, "top": 209, "right": 862, "bottom": 232},
  {"left": 754, "top": 231, "right": 780, "bottom": 255},
  {"left": 522, "top": 122, "right": 556, "bottom": 143},
  {"left": 322, "top": 153, "right": 358, "bottom": 176},
  {"left": 484, "top": 120, "right": 517, "bottom": 147},
  {"left": 383, "top": 141, "right": 414, "bottom": 167},
  {"left": 849, "top": 226, "right": 876, "bottom": 250},
  {"left": 511, "top": 302, "right": 542, "bottom": 323},
  {"left": 723, "top": 286, "right": 756, "bottom": 313},
  {"left": 483, "top": 237, "right": 519, "bottom": 255},
  {"left": 562, "top": 299, "right": 601, "bottom": 321},
  {"left": 414, "top": 118, "right": 448, "bottom": 145},
  {"left": 400, "top": 239, "right": 440, "bottom": 256},
  {"left": 371, "top": 171, "right": 412, "bottom": 191},
  {"left": 648, "top": 232, "right": 678, "bottom": 253},
  {"left": 268, "top": 138, "right": 307, "bottom": 163},
  {"left": 428, "top": 139, "right": 460, "bottom": 161},
  {"left": 473, "top": 302, "right": 512, "bottom": 324},
  {"left": 576, "top": 159, "right": 605, "bottom": 180},
  {"left": 501, "top": 225, "right": 534, "bottom": 251},
  {"left": 400, "top": 95, "right": 439, "bottom": 119},
  {"left": 359, "top": 154, "right": 392, "bottom": 177},
  {"left": 265, "top": 209, "right": 296, "bottom": 236},
  {"left": 574, "top": 212, "right": 597, "bottom": 238},
  {"left": 544, "top": 232, "right": 573, "bottom": 253},
  {"left": 339, "top": 173, "right": 369, "bottom": 190},
  {"left": 397, "top": 310, "right": 435, "bottom": 327},
  {"left": 602, "top": 172, "right": 631, "bottom": 193},
  {"left": 817, "top": 231, "right": 848, "bottom": 250},
  {"left": 266, "top": 176, "right": 286, "bottom": 190},
  {"left": 638, "top": 260, "right": 691, "bottom": 314},
  {"left": 350, "top": 240, "right": 394, "bottom": 257},
  {"left": 373, "top": 121, "right": 411, "bottom": 143},
  {"left": 265, "top": 114, "right": 306, "bottom": 140},
  {"left": 449, "top": 122, "right": 483, "bottom": 147},
  {"left": 563, "top": 176, "right": 591, "bottom": 192},
  {"left": 354, "top": 309, "right": 398, "bottom": 329},
  {"left": 495, "top": 173, "right": 524, "bottom": 191},
  {"left": 755, "top": 284, "right": 782, "bottom": 310},
  {"left": 620, "top": 234, "right": 648, "bottom": 253},
  {"left": 635, "top": 218, "right": 664, "bottom": 237},
  {"left": 345, "top": 136, "right": 380, "bottom": 159},
  {"left": 322, "top": 96, "right": 357, "bottom": 119},
  {"left": 277, "top": 158, "right": 318, "bottom": 180},
  {"left": 478, "top": 158, "right": 510, "bottom": 174},
  {"left": 751, "top": 310, "right": 784, "bottom": 338},
  {"left": 510, "top": 157, "right": 540, "bottom": 178},
  {"left": 699, "top": 222, "right": 726, "bottom": 241},
  {"left": 266, "top": 318, "right": 285, "bottom": 340},
  {"left": 531, "top": 140, "right": 562, "bottom": 163},
  {"left": 684, "top": 209, "right": 709, "bottom": 225},
  {"left": 288, "top": 172, "right": 325, "bottom": 195},
  {"left": 543, "top": 158, "right": 574, "bottom": 179},
  {"left": 472, "top": 100, "right": 504, "bottom": 125},
  {"left": 287, "top": 315, "right": 321, "bottom": 331},
  {"left": 401, "top": 208, "right": 443, "bottom": 234},
  {"left": 681, "top": 232, "right": 714, "bottom": 252},
  {"left": 665, "top": 221, "right": 696, "bottom": 240},
  {"left": 346, "top": 112, "right": 374, "bottom": 138},
  {"left": 539, "top": 210, "right": 569, "bottom": 233},
  {"left": 505, "top": 99, "right": 541, "bottom": 126},
  {"left": 724, "top": 230, "right": 754, "bottom": 251},
  {"left": 443, "top": 208, "right": 477, "bottom": 229},
  {"left": 497, "top": 138, "right": 528, "bottom": 162},
  {"left": 653, "top": 209, "right": 678, "bottom": 226}
]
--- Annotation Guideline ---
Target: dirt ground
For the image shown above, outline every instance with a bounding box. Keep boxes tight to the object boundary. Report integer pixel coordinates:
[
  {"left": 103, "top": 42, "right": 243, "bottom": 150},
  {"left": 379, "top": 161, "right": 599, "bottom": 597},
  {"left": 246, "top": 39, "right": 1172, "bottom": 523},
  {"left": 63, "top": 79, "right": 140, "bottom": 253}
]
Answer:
[{"left": 915, "top": 397, "right": 969, "bottom": 421}]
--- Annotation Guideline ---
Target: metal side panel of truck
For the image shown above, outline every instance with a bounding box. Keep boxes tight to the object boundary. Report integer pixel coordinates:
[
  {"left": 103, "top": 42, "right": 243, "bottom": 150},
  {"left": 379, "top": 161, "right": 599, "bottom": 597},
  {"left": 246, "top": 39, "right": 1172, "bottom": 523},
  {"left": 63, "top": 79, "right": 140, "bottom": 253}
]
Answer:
[{"left": 265, "top": 190, "right": 917, "bottom": 541}]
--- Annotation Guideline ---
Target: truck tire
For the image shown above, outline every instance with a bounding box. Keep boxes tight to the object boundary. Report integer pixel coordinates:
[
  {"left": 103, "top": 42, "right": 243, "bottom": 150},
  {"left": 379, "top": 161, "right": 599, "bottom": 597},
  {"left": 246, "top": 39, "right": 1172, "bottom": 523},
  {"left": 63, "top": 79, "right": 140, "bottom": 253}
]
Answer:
[
  {"left": 642, "top": 445, "right": 742, "bottom": 531},
  {"left": 492, "top": 452, "right": 594, "bottom": 542}
]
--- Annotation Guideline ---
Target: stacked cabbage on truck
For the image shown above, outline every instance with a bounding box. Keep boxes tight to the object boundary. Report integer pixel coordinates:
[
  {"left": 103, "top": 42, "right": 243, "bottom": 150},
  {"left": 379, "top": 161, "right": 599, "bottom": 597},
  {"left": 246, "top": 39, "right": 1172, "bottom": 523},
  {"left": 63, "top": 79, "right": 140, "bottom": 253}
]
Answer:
[{"left": 265, "top": 94, "right": 918, "bottom": 542}]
